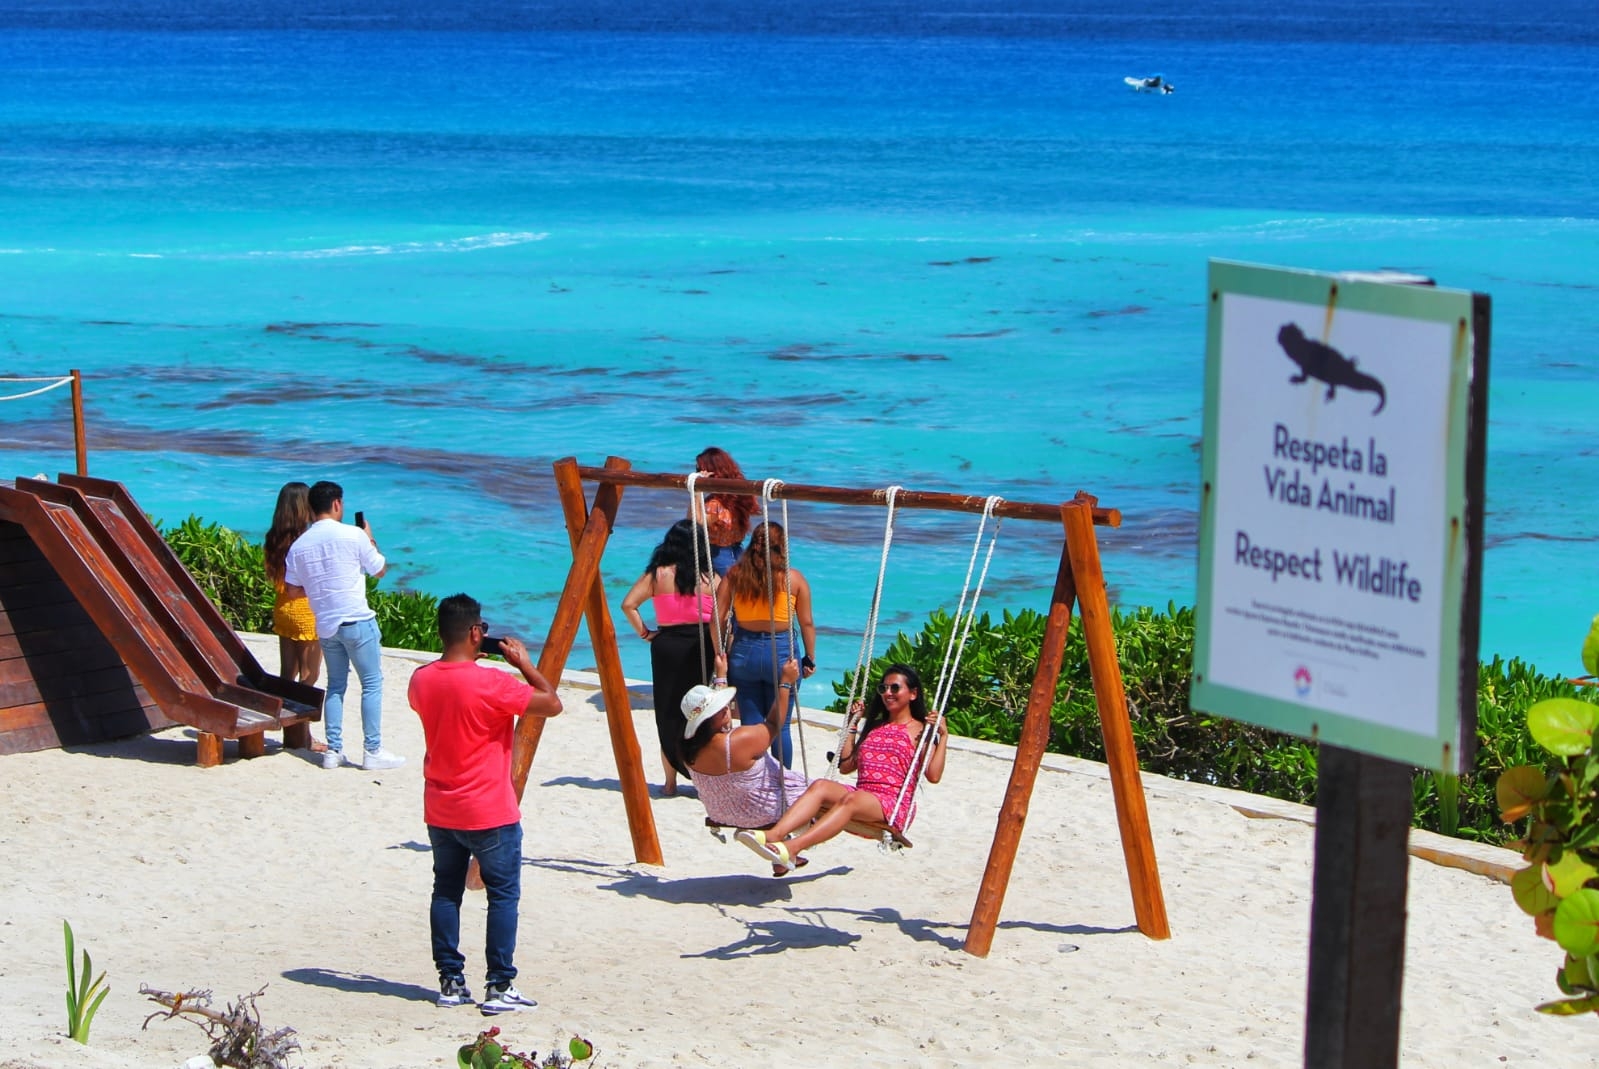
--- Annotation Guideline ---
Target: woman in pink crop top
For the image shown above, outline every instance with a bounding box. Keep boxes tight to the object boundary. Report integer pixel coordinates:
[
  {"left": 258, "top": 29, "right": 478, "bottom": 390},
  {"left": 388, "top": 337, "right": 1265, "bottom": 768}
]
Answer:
[
  {"left": 621, "top": 518, "right": 718, "bottom": 796},
  {"left": 735, "top": 662, "right": 947, "bottom": 874}
]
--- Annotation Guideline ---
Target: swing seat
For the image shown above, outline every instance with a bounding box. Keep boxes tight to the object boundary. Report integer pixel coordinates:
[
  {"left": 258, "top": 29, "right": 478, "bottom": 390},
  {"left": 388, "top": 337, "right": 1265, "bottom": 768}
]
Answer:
[{"left": 703, "top": 814, "right": 911, "bottom": 850}]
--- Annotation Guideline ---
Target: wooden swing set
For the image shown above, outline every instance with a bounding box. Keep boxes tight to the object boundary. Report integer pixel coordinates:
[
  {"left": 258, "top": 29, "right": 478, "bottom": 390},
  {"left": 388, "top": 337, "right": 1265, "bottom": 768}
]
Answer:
[{"left": 511, "top": 455, "right": 1169, "bottom": 957}]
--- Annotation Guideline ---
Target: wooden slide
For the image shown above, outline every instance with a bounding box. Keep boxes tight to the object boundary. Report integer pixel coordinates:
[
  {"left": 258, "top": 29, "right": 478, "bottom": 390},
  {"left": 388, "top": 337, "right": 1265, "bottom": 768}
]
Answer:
[{"left": 0, "top": 474, "right": 322, "bottom": 764}]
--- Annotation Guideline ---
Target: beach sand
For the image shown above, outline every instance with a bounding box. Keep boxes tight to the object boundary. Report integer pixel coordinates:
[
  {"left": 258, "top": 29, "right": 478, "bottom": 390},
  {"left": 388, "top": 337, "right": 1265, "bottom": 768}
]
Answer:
[{"left": 0, "top": 633, "right": 1585, "bottom": 1068}]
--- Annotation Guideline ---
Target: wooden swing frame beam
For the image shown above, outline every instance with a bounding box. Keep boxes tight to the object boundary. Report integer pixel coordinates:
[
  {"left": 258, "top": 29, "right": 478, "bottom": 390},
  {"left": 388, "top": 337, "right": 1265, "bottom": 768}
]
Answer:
[{"left": 515, "top": 455, "right": 1169, "bottom": 956}]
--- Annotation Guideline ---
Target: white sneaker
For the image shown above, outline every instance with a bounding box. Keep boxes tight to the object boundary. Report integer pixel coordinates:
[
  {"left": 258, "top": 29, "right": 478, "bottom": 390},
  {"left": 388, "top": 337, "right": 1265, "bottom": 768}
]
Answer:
[
  {"left": 321, "top": 750, "right": 344, "bottom": 770},
  {"left": 362, "top": 749, "right": 406, "bottom": 771},
  {"left": 479, "top": 983, "right": 537, "bottom": 1016}
]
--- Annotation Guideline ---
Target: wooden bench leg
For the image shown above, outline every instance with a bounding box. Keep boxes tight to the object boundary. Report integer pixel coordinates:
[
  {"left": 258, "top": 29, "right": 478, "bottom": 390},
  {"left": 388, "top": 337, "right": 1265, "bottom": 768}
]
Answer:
[
  {"left": 197, "top": 733, "right": 224, "bottom": 768},
  {"left": 238, "top": 733, "right": 266, "bottom": 760},
  {"left": 283, "top": 722, "right": 312, "bottom": 751}
]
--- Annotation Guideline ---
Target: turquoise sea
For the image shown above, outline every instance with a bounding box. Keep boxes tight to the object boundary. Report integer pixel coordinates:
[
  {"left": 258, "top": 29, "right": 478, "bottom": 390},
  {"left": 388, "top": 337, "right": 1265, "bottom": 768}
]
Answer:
[{"left": 2, "top": 0, "right": 1596, "bottom": 691}]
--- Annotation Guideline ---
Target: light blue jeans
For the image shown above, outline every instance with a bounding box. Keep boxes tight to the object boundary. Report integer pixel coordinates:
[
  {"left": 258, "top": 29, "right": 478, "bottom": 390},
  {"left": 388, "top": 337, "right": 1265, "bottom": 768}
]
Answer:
[
  {"left": 319, "top": 616, "right": 384, "bottom": 755},
  {"left": 727, "top": 626, "right": 798, "bottom": 768}
]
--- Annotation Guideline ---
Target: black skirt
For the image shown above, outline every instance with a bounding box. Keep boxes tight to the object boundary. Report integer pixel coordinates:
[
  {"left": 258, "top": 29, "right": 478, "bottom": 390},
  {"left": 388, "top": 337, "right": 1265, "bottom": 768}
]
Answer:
[{"left": 650, "top": 622, "right": 715, "bottom": 776}]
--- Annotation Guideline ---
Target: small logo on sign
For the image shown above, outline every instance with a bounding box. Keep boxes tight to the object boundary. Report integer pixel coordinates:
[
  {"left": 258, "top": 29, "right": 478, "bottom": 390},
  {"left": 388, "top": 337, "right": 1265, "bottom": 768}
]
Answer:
[{"left": 1293, "top": 665, "right": 1313, "bottom": 697}]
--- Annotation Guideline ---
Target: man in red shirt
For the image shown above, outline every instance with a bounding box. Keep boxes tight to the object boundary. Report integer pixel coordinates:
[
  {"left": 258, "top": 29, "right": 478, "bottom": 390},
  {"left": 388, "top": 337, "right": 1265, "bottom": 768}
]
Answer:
[{"left": 409, "top": 594, "right": 562, "bottom": 1015}]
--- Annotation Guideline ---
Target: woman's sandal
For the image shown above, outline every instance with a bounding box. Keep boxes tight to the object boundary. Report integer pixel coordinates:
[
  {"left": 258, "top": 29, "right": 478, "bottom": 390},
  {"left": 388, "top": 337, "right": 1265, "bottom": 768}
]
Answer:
[
  {"left": 772, "top": 854, "right": 809, "bottom": 878},
  {"left": 735, "top": 829, "right": 782, "bottom": 865}
]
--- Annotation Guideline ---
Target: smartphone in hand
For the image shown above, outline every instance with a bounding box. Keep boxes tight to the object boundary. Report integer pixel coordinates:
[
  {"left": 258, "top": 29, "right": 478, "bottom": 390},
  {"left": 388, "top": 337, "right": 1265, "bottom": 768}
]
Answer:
[
  {"left": 354, "top": 510, "right": 366, "bottom": 529},
  {"left": 479, "top": 634, "right": 506, "bottom": 658}
]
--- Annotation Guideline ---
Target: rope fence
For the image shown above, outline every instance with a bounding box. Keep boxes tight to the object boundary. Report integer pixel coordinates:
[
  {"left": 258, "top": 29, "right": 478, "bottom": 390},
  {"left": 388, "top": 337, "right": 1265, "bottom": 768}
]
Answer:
[{"left": 1, "top": 370, "right": 87, "bottom": 475}]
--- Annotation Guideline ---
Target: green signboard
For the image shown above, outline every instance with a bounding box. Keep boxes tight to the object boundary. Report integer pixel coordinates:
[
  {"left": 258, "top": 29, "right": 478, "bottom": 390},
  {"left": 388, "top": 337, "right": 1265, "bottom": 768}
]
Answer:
[{"left": 1191, "top": 261, "right": 1488, "bottom": 772}]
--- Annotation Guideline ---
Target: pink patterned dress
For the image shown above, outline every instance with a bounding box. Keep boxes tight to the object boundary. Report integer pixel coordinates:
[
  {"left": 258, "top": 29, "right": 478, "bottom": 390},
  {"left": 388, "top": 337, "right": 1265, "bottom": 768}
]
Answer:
[
  {"left": 847, "top": 722, "right": 925, "bottom": 832},
  {"left": 691, "top": 731, "right": 808, "bottom": 828}
]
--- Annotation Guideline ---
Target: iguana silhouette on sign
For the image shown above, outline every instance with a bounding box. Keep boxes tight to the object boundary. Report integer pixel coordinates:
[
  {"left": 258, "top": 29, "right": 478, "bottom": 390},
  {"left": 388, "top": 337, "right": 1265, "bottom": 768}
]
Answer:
[{"left": 1277, "top": 323, "right": 1386, "bottom": 415}]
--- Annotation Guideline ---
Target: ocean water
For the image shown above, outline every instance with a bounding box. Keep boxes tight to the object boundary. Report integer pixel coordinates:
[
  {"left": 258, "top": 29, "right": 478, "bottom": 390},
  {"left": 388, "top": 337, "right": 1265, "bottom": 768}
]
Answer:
[{"left": 1, "top": 0, "right": 1596, "bottom": 692}]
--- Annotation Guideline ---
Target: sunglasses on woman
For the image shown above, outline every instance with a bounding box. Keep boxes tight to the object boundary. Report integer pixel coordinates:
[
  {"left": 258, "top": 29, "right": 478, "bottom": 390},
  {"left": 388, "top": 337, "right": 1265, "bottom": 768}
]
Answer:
[{"left": 878, "top": 682, "right": 906, "bottom": 694}]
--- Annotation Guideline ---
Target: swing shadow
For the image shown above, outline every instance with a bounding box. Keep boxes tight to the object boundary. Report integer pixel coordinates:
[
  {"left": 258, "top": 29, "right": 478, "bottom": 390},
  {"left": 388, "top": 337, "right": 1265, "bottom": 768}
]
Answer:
[
  {"left": 593, "top": 866, "right": 847, "bottom": 908},
  {"left": 684, "top": 909, "right": 863, "bottom": 960},
  {"left": 805, "top": 906, "right": 1138, "bottom": 950}
]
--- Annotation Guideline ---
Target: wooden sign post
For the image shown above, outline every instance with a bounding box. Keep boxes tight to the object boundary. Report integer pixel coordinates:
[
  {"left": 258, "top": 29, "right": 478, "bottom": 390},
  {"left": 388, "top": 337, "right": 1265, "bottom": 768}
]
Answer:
[{"left": 1190, "top": 262, "right": 1490, "bottom": 1067}]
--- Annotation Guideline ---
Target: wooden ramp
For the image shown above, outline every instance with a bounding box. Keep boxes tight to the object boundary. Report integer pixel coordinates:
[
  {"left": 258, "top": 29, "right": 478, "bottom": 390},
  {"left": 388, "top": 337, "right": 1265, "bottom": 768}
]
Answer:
[{"left": 0, "top": 474, "right": 322, "bottom": 764}]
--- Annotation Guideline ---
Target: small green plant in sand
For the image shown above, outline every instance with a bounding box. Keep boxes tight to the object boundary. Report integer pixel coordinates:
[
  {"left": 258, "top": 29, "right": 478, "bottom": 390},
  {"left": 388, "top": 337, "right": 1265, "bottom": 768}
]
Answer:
[
  {"left": 63, "top": 920, "right": 110, "bottom": 1044},
  {"left": 1497, "top": 615, "right": 1599, "bottom": 1015},
  {"left": 458, "top": 1027, "right": 596, "bottom": 1069}
]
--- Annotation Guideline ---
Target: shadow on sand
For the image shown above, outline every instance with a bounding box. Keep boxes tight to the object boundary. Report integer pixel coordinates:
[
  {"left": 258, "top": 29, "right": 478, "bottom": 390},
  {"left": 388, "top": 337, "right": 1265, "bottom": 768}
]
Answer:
[{"left": 280, "top": 967, "right": 437, "bottom": 1004}]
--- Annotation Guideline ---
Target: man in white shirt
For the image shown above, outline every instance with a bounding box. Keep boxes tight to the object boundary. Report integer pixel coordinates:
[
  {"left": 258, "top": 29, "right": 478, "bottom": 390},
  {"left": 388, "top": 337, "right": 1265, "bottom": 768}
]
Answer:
[{"left": 284, "top": 481, "right": 404, "bottom": 771}]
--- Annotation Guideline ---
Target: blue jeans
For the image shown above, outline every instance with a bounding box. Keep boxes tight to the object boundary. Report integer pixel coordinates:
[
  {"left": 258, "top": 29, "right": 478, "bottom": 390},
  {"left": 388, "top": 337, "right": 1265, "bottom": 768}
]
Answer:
[
  {"left": 711, "top": 541, "right": 743, "bottom": 577},
  {"left": 319, "top": 616, "right": 384, "bottom": 755},
  {"left": 429, "top": 822, "right": 523, "bottom": 986},
  {"left": 727, "top": 626, "right": 799, "bottom": 768}
]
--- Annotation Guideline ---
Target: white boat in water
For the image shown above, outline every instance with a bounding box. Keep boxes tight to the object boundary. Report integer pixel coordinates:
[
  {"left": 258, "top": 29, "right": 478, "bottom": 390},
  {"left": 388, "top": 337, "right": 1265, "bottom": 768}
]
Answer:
[{"left": 1125, "top": 75, "right": 1175, "bottom": 95}]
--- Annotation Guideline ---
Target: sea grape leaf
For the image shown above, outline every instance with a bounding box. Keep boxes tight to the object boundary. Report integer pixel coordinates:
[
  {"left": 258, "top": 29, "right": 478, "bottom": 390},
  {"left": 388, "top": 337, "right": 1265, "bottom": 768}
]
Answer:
[
  {"left": 1528, "top": 698, "right": 1599, "bottom": 757},
  {"left": 1513, "top": 866, "right": 1560, "bottom": 915},
  {"left": 1553, "top": 889, "right": 1599, "bottom": 956},
  {"left": 1536, "top": 993, "right": 1599, "bottom": 1016},
  {"left": 1537, "top": 910, "right": 1558, "bottom": 941},
  {"left": 1497, "top": 765, "right": 1548, "bottom": 821},
  {"left": 1546, "top": 852, "right": 1599, "bottom": 899},
  {"left": 1560, "top": 954, "right": 1599, "bottom": 995},
  {"left": 1583, "top": 613, "right": 1599, "bottom": 677}
]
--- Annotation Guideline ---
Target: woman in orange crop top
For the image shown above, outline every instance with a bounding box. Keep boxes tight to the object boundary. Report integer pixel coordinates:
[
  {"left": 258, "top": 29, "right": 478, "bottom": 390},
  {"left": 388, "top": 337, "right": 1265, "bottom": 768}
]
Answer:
[
  {"left": 621, "top": 518, "right": 718, "bottom": 796},
  {"left": 715, "top": 522, "right": 815, "bottom": 769}
]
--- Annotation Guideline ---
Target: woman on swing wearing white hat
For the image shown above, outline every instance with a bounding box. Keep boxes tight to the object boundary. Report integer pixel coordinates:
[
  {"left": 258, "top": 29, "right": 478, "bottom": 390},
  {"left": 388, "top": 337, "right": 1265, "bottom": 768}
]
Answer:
[{"left": 681, "top": 656, "right": 810, "bottom": 876}]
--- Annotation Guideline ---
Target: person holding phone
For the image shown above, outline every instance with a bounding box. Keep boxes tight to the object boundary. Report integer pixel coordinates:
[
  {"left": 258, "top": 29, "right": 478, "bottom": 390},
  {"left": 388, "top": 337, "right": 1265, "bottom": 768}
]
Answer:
[
  {"left": 283, "top": 480, "right": 403, "bottom": 771},
  {"left": 409, "top": 593, "right": 562, "bottom": 1014}
]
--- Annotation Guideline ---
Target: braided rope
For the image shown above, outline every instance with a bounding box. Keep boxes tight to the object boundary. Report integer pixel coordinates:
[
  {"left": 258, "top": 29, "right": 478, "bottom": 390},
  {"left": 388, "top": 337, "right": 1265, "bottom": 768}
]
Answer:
[
  {"left": 684, "top": 472, "right": 714, "bottom": 686},
  {"left": 826, "top": 485, "right": 902, "bottom": 780},
  {"left": 886, "top": 496, "right": 1004, "bottom": 830},
  {"left": 0, "top": 376, "right": 73, "bottom": 402}
]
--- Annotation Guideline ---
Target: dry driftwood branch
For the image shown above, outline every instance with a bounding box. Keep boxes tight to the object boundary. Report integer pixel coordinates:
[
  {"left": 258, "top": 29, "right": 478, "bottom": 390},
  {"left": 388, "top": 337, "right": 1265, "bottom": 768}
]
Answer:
[{"left": 139, "top": 985, "right": 300, "bottom": 1069}]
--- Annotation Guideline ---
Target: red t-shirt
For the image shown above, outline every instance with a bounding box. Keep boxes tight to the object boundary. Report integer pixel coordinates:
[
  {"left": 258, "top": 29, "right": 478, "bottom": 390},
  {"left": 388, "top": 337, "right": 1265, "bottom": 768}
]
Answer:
[{"left": 408, "top": 660, "right": 533, "bottom": 830}]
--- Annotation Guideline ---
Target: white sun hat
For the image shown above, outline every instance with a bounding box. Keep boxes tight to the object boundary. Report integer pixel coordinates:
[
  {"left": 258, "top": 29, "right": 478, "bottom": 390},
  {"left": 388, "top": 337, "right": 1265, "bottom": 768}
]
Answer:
[{"left": 681, "top": 684, "right": 738, "bottom": 738}]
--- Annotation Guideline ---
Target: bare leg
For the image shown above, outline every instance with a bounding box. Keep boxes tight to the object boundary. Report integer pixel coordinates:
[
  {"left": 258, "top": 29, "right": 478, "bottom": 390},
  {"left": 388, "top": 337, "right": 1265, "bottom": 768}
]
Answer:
[
  {"left": 662, "top": 750, "right": 677, "bottom": 797},
  {"left": 296, "top": 639, "right": 322, "bottom": 686},
  {"left": 784, "top": 789, "right": 887, "bottom": 857},
  {"left": 278, "top": 636, "right": 297, "bottom": 681},
  {"left": 766, "top": 779, "right": 852, "bottom": 841}
]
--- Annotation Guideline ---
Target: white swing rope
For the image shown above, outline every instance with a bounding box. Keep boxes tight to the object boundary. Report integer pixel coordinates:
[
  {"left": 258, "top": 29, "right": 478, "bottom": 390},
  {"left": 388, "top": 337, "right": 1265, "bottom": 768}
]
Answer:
[
  {"left": 0, "top": 375, "right": 73, "bottom": 403},
  {"left": 685, "top": 472, "right": 717, "bottom": 686},
  {"left": 825, "top": 485, "right": 903, "bottom": 780},
  {"left": 884, "top": 495, "right": 1005, "bottom": 833},
  {"left": 756, "top": 479, "right": 807, "bottom": 793}
]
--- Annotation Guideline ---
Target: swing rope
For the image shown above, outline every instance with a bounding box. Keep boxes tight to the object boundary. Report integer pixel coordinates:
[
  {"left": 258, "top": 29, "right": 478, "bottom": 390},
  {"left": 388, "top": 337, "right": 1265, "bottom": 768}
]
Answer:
[
  {"left": 884, "top": 496, "right": 1004, "bottom": 832},
  {"left": 825, "top": 485, "right": 903, "bottom": 780},
  {"left": 685, "top": 471, "right": 717, "bottom": 687},
  {"left": 756, "top": 479, "right": 807, "bottom": 796}
]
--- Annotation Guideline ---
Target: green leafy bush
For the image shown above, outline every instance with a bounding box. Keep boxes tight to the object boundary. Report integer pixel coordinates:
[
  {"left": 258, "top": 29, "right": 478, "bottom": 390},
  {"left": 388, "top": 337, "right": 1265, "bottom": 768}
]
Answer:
[
  {"left": 831, "top": 602, "right": 1573, "bottom": 845},
  {"left": 1495, "top": 617, "right": 1599, "bottom": 1015}
]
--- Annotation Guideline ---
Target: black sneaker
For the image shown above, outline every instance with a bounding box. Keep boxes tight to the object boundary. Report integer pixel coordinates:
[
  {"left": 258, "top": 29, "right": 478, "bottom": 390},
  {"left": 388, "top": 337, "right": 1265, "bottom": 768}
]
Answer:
[
  {"left": 479, "top": 983, "right": 537, "bottom": 1015},
  {"left": 437, "top": 976, "right": 473, "bottom": 1008}
]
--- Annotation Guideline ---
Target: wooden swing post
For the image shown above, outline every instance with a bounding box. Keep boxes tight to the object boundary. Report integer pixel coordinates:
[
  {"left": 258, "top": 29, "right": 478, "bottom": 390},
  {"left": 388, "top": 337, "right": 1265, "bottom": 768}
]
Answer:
[{"left": 513, "top": 456, "right": 663, "bottom": 866}]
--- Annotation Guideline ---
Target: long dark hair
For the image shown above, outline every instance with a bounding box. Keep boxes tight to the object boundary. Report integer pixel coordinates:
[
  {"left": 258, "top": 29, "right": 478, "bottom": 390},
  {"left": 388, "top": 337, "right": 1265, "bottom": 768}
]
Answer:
[
  {"left": 725, "top": 522, "right": 789, "bottom": 604},
  {"left": 644, "top": 518, "right": 713, "bottom": 595},
  {"left": 855, "top": 663, "right": 929, "bottom": 745},
  {"left": 696, "top": 446, "right": 759, "bottom": 532},
  {"left": 264, "top": 481, "right": 312, "bottom": 584},
  {"left": 683, "top": 713, "right": 726, "bottom": 767}
]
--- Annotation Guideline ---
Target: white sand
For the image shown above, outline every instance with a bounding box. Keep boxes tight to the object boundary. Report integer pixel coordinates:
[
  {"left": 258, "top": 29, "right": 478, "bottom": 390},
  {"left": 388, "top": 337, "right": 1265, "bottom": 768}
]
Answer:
[{"left": 0, "top": 633, "right": 1585, "bottom": 1068}]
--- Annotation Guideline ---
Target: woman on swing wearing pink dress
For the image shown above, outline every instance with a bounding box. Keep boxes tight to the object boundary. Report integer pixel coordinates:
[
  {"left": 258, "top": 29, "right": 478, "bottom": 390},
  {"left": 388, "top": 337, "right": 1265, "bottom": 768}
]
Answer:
[{"left": 735, "top": 663, "right": 947, "bottom": 873}]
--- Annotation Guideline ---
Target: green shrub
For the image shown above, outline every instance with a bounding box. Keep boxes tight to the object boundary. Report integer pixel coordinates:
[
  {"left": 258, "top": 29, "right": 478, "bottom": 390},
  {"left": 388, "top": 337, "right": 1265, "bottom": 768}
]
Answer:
[
  {"left": 63, "top": 920, "right": 109, "bottom": 1045},
  {"left": 159, "top": 515, "right": 275, "bottom": 633},
  {"left": 831, "top": 602, "right": 1572, "bottom": 845}
]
